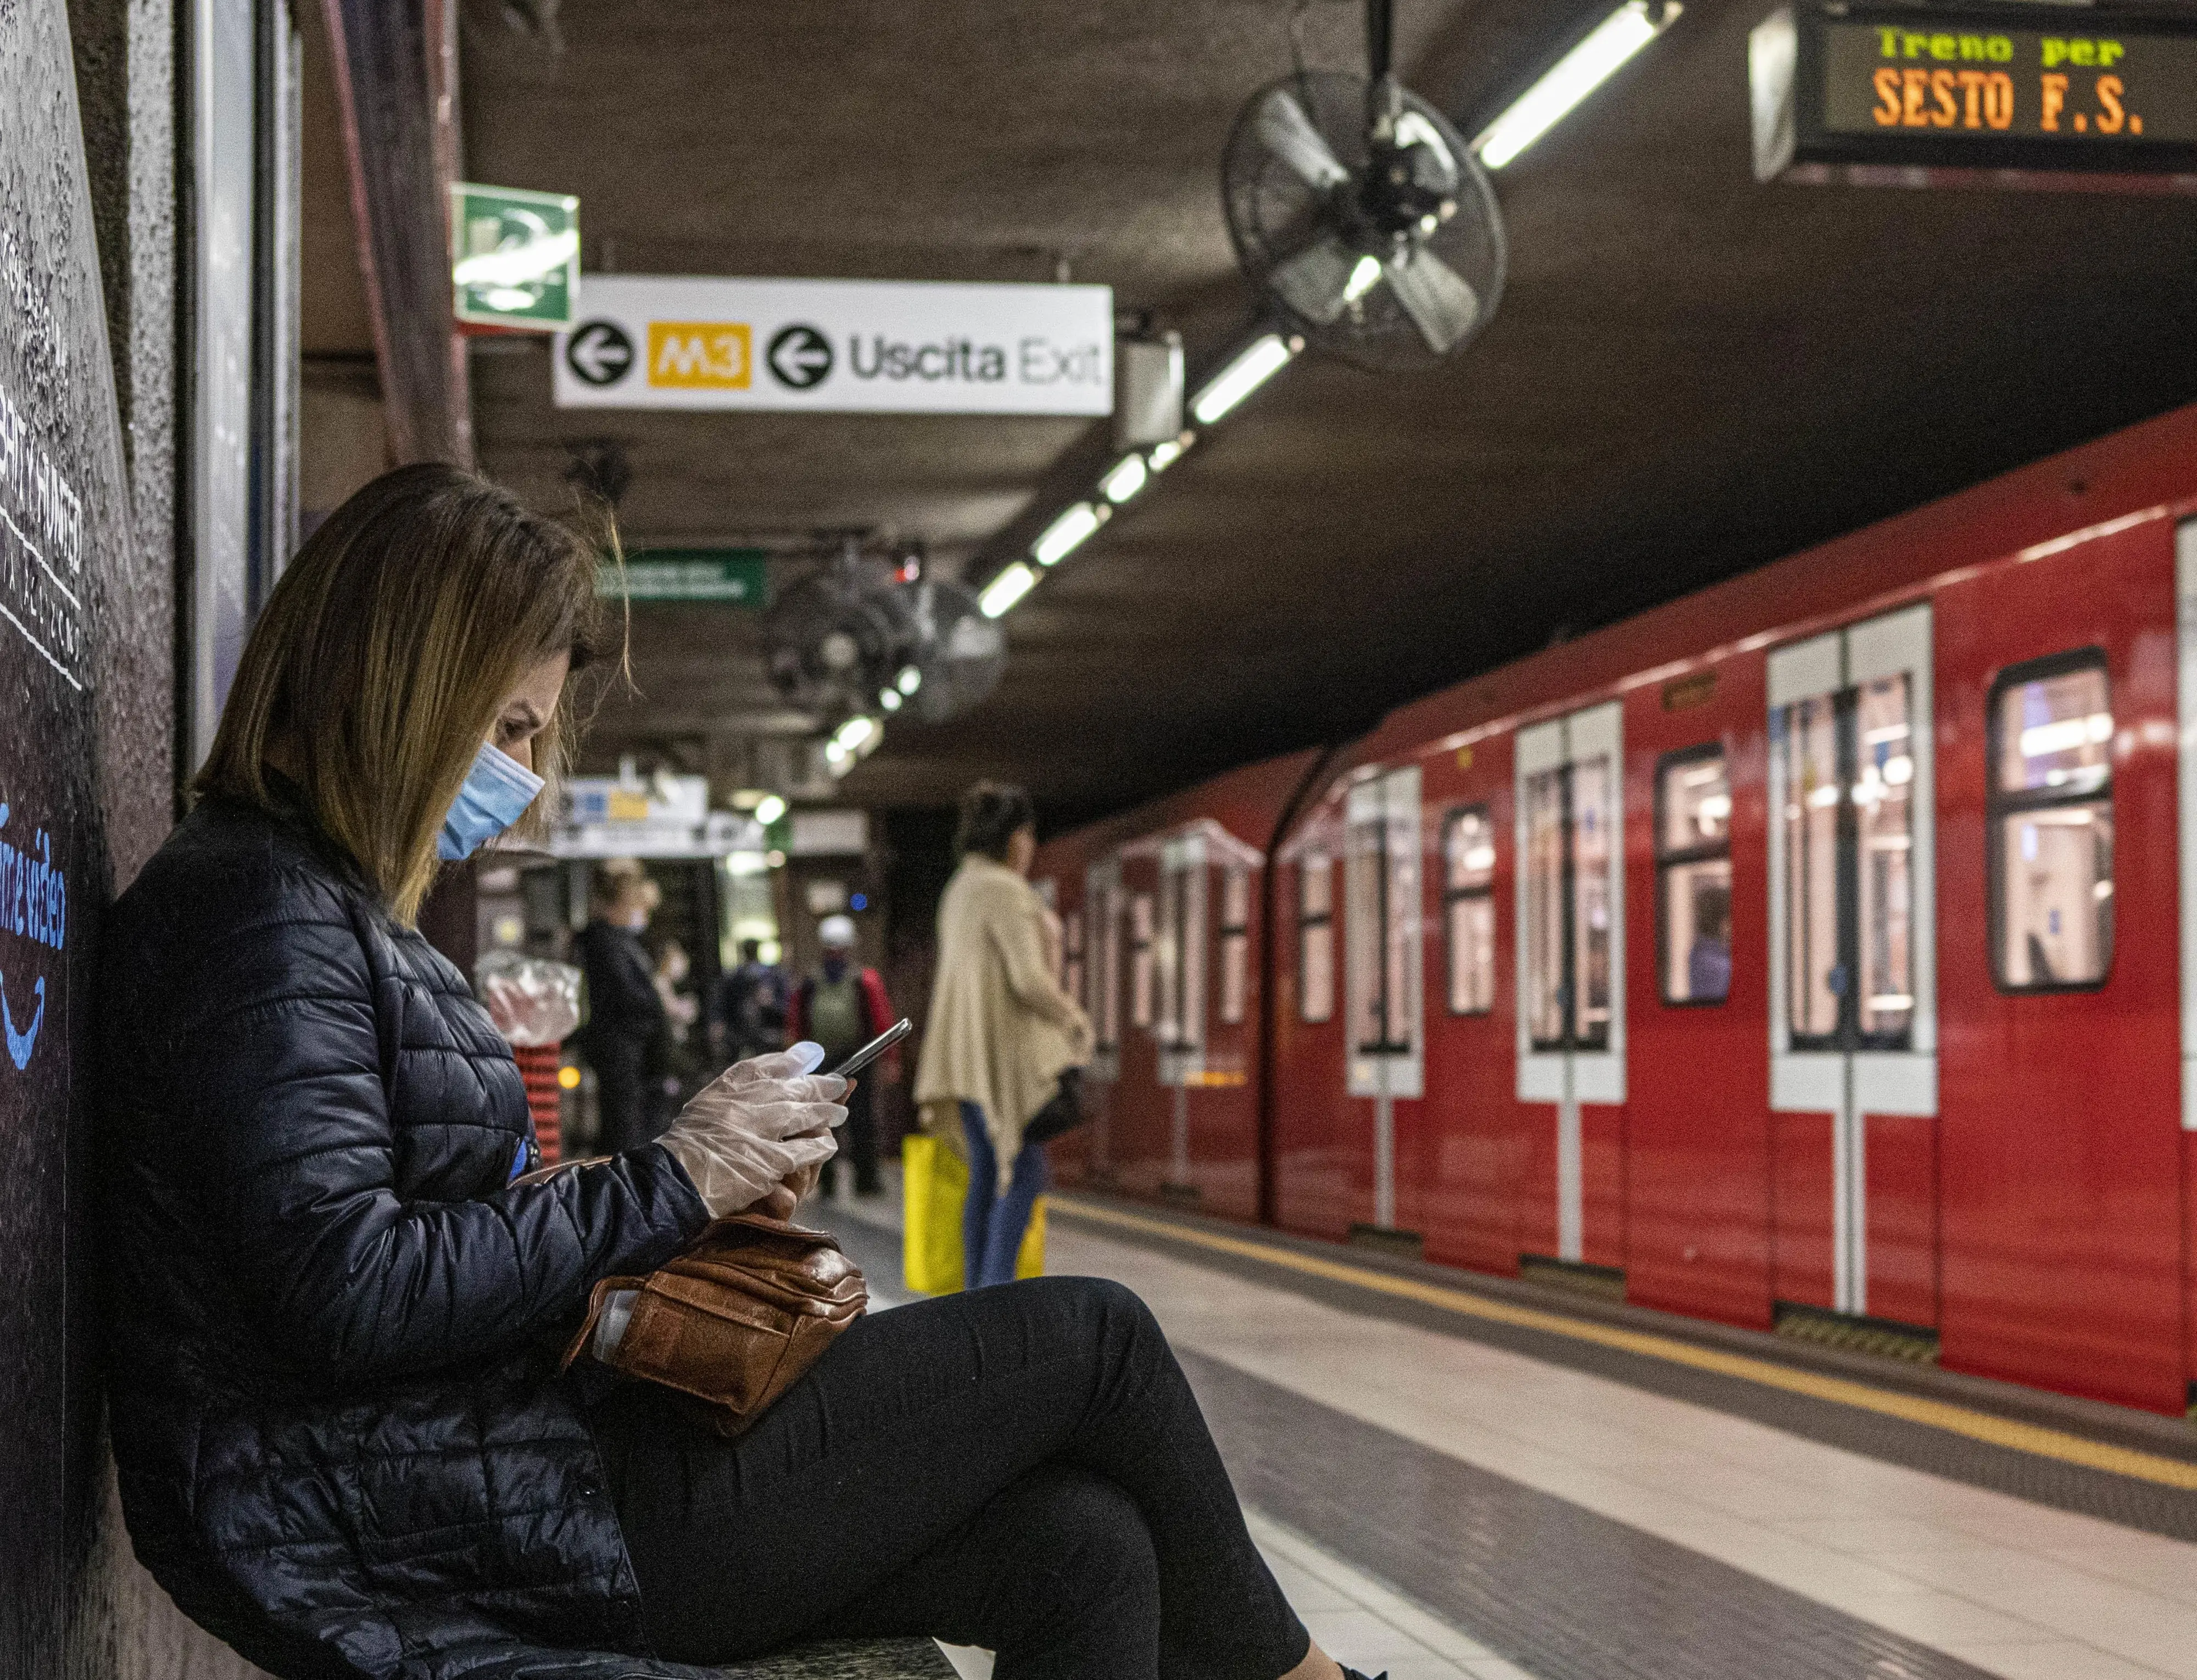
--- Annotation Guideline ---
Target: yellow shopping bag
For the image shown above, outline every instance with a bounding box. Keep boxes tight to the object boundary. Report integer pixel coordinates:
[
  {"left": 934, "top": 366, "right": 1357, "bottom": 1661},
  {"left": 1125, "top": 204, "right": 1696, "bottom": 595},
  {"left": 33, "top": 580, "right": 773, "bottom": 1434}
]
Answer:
[{"left": 901, "top": 1132, "right": 1046, "bottom": 1294}]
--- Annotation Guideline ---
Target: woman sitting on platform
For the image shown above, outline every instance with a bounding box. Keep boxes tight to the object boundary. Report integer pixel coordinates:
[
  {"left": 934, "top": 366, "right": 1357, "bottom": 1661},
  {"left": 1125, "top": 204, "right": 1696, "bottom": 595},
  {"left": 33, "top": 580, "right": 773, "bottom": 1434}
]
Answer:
[{"left": 97, "top": 463, "right": 1378, "bottom": 1680}]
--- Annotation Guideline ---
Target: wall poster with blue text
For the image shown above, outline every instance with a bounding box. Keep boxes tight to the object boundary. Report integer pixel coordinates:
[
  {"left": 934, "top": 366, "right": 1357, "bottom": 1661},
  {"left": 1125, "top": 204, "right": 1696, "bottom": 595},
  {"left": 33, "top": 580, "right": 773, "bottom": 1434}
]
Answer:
[{"left": 0, "top": 0, "right": 129, "bottom": 1670}]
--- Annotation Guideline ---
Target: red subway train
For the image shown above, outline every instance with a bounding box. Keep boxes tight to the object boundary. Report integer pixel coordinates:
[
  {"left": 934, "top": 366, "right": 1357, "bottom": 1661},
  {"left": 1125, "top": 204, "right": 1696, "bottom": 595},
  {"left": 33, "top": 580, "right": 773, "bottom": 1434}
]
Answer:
[{"left": 1035, "top": 400, "right": 2197, "bottom": 1418}]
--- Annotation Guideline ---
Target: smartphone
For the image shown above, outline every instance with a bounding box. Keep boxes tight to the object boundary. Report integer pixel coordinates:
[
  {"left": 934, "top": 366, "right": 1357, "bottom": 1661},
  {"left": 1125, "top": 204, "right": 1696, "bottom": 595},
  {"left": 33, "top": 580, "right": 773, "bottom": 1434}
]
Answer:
[{"left": 827, "top": 1017, "right": 912, "bottom": 1080}]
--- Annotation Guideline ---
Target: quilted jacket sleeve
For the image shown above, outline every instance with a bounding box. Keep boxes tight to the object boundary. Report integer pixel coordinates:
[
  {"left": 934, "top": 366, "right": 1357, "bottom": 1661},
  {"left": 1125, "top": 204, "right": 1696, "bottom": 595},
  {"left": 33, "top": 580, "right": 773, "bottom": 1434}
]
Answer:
[{"left": 173, "top": 869, "right": 710, "bottom": 1383}]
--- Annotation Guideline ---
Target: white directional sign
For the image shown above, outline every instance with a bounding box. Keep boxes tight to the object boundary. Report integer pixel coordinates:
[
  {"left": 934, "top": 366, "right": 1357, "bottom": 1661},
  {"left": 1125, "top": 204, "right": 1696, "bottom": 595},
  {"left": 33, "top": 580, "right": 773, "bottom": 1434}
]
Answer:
[{"left": 552, "top": 275, "right": 1113, "bottom": 415}]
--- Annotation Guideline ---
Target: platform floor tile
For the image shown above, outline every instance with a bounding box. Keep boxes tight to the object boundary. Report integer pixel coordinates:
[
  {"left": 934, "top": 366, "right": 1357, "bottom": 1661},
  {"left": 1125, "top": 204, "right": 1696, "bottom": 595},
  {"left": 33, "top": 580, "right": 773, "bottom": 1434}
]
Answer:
[
  {"left": 1248, "top": 1508, "right": 1512, "bottom": 1679},
  {"left": 1047, "top": 1223, "right": 2197, "bottom": 1680}
]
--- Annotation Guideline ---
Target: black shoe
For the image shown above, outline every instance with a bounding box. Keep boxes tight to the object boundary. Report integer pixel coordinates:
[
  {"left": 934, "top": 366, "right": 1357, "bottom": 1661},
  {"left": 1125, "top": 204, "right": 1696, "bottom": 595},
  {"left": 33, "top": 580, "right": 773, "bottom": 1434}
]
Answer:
[{"left": 1342, "top": 1671, "right": 1388, "bottom": 1680}]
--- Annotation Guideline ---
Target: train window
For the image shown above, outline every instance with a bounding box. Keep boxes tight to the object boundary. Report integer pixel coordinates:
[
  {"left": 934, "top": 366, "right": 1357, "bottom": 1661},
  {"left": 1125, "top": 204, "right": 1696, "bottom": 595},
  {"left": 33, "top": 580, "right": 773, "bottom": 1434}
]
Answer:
[
  {"left": 1524, "top": 769, "right": 1565, "bottom": 1045},
  {"left": 1776, "top": 677, "right": 1914, "bottom": 1050},
  {"left": 1990, "top": 652, "right": 2113, "bottom": 990},
  {"left": 1130, "top": 892, "right": 1155, "bottom": 1030},
  {"left": 1155, "top": 869, "right": 1181, "bottom": 1046},
  {"left": 1781, "top": 694, "right": 1842, "bottom": 1042},
  {"left": 1443, "top": 806, "right": 1496, "bottom": 1015},
  {"left": 1219, "top": 867, "right": 1250, "bottom": 1025},
  {"left": 1346, "top": 795, "right": 1417, "bottom": 1055},
  {"left": 1155, "top": 852, "right": 1205, "bottom": 1053},
  {"left": 1854, "top": 677, "right": 1915, "bottom": 1039},
  {"left": 1574, "top": 758, "right": 1613, "bottom": 1047},
  {"left": 1524, "top": 761, "right": 1612, "bottom": 1050},
  {"left": 1347, "top": 810, "right": 1386, "bottom": 1052},
  {"left": 1657, "top": 748, "right": 1732, "bottom": 1004},
  {"left": 1298, "top": 854, "right": 1334, "bottom": 1024}
]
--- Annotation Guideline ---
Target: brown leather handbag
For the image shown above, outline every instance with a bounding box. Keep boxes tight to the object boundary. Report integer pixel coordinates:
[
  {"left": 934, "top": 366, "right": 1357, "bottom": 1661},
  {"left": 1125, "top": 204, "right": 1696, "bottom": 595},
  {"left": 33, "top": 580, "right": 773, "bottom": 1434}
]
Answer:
[{"left": 562, "top": 1212, "right": 867, "bottom": 1437}]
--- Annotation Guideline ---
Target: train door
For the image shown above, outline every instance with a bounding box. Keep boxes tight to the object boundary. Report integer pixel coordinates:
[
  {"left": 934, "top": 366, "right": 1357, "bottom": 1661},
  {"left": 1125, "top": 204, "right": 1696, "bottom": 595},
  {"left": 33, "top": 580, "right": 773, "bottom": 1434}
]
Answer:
[
  {"left": 1408, "top": 730, "right": 1520, "bottom": 1273},
  {"left": 1344, "top": 766, "right": 1424, "bottom": 1234},
  {"left": 1083, "top": 855, "right": 1123, "bottom": 1183},
  {"left": 1516, "top": 703, "right": 1626, "bottom": 1271},
  {"left": 1270, "top": 800, "right": 1355, "bottom": 1237},
  {"left": 1766, "top": 604, "right": 1937, "bottom": 1325},
  {"left": 1155, "top": 831, "right": 1208, "bottom": 1194}
]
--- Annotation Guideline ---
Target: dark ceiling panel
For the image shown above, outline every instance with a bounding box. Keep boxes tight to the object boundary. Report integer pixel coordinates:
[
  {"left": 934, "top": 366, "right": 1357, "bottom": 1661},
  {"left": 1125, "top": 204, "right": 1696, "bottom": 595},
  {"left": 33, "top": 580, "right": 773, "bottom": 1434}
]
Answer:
[{"left": 460, "top": 0, "right": 2197, "bottom": 822}]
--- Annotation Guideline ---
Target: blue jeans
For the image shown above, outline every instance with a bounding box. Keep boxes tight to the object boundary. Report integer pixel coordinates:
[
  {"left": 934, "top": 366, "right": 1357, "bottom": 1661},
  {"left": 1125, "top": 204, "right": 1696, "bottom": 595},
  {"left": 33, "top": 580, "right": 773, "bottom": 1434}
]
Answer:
[{"left": 960, "top": 1101, "right": 1047, "bottom": 1289}]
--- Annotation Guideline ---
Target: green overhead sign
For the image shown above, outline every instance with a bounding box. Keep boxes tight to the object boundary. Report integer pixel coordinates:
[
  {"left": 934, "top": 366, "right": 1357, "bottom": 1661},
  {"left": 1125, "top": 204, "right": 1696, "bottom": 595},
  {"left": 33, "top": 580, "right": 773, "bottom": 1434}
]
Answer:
[
  {"left": 604, "top": 549, "right": 772, "bottom": 606},
  {"left": 450, "top": 182, "right": 579, "bottom": 330}
]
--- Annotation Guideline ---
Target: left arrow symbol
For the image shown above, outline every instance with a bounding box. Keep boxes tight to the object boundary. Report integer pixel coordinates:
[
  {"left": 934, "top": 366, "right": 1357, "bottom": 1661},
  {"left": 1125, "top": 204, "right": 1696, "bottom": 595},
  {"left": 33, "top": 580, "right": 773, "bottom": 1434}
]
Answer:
[{"left": 566, "top": 321, "right": 634, "bottom": 386}]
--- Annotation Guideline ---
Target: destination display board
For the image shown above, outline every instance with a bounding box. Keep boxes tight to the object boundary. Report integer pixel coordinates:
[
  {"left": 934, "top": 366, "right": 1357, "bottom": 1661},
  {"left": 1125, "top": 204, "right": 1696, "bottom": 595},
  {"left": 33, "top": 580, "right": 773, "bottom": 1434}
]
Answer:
[{"left": 1753, "top": 4, "right": 2197, "bottom": 181}]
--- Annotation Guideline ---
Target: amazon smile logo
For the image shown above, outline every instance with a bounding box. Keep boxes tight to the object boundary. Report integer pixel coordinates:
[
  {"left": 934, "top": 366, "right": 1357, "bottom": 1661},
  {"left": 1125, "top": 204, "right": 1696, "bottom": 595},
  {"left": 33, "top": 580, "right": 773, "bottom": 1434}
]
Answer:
[{"left": 0, "top": 802, "right": 64, "bottom": 1069}]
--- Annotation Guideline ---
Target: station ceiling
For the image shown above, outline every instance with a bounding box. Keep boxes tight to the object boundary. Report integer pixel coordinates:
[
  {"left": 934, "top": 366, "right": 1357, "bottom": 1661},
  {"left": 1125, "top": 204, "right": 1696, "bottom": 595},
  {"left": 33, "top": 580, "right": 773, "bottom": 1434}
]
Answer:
[{"left": 451, "top": 0, "right": 2197, "bottom": 824}]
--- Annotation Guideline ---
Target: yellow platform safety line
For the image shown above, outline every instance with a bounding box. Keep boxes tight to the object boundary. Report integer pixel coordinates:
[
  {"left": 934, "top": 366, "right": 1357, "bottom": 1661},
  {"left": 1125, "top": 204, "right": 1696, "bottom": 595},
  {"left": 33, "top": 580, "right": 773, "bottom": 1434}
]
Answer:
[{"left": 1049, "top": 1196, "right": 2197, "bottom": 1494}]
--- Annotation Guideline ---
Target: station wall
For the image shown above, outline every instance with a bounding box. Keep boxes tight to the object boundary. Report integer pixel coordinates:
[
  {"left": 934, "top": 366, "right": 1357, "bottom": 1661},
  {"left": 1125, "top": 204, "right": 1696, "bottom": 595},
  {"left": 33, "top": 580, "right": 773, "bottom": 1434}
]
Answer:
[{"left": 3, "top": 1, "right": 268, "bottom": 1675}]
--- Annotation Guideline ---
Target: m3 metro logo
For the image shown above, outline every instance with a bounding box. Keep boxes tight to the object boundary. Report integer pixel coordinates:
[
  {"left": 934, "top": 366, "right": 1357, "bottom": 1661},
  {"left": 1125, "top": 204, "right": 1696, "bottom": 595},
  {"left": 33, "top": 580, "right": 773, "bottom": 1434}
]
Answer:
[{"left": 646, "top": 321, "right": 752, "bottom": 389}]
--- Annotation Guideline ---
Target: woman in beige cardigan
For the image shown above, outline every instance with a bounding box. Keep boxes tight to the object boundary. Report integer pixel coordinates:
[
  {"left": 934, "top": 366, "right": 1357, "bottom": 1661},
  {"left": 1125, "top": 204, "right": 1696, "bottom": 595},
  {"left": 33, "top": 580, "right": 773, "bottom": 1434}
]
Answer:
[{"left": 916, "top": 781, "right": 1093, "bottom": 1287}]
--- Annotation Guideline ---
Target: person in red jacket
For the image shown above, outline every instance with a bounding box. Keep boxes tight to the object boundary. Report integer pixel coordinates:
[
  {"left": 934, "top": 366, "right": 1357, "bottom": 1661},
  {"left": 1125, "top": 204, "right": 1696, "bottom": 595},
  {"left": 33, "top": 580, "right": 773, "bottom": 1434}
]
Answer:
[{"left": 789, "top": 913, "right": 895, "bottom": 1197}]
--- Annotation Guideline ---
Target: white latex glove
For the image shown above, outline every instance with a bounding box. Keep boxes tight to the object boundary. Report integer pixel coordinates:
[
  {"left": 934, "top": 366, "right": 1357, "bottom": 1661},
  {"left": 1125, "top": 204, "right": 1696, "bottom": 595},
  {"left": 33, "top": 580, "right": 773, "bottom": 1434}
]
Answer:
[{"left": 655, "top": 1042, "right": 847, "bottom": 1218}]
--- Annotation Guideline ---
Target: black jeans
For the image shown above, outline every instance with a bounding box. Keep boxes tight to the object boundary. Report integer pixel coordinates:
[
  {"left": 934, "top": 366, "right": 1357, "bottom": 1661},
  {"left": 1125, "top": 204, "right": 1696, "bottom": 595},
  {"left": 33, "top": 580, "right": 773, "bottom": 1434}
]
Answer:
[
  {"left": 818, "top": 1077, "right": 880, "bottom": 1196},
  {"left": 590, "top": 1033, "right": 655, "bottom": 1156},
  {"left": 590, "top": 1276, "right": 1309, "bottom": 1680}
]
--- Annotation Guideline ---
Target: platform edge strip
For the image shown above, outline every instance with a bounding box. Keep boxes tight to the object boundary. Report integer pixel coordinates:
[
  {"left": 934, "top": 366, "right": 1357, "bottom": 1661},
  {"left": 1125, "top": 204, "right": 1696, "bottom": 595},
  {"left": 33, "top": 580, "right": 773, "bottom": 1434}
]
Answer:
[{"left": 1049, "top": 1195, "right": 2197, "bottom": 1493}]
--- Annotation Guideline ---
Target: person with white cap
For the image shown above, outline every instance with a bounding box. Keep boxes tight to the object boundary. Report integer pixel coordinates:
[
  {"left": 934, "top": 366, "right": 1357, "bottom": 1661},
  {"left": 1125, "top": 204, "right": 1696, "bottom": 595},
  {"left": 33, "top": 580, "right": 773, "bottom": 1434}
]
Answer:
[{"left": 787, "top": 912, "right": 896, "bottom": 1197}]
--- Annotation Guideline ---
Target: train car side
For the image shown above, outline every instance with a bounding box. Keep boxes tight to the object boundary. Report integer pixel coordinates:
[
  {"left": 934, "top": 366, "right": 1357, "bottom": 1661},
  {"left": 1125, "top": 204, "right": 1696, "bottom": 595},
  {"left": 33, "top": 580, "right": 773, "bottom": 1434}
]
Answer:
[
  {"left": 1046, "top": 400, "right": 2197, "bottom": 1415},
  {"left": 1035, "top": 751, "right": 1317, "bottom": 1221}
]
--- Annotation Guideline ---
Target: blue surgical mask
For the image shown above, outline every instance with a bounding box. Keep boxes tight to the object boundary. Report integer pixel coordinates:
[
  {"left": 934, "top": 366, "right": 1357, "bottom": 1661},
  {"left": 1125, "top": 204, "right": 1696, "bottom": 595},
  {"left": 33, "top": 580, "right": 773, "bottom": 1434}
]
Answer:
[{"left": 438, "top": 742, "right": 545, "bottom": 861}]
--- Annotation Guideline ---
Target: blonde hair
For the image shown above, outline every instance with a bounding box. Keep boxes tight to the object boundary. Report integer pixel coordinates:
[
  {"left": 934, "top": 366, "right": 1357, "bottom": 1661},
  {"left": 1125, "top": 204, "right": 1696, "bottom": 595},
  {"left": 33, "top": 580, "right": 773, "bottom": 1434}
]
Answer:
[{"left": 196, "top": 464, "right": 612, "bottom": 924}]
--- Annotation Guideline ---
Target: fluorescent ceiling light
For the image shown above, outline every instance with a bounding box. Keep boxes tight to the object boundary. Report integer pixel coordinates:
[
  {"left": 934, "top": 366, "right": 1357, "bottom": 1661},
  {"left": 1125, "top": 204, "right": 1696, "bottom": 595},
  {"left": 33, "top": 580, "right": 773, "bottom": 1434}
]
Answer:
[
  {"left": 753, "top": 793, "right": 787, "bottom": 825},
  {"left": 979, "top": 561, "right": 1037, "bottom": 618},
  {"left": 1099, "top": 455, "right": 1148, "bottom": 505},
  {"left": 834, "top": 716, "right": 877, "bottom": 754},
  {"left": 879, "top": 686, "right": 902, "bottom": 712},
  {"left": 1343, "top": 254, "right": 1385, "bottom": 302},
  {"left": 1473, "top": 2, "right": 1679, "bottom": 171},
  {"left": 824, "top": 739, "right": 847, "bottom": 764},
  {"left": 1034, "top": 501, "right": 1106, "bottom": 566},
  {"left": 1147, "top": 436, "right": 1190, "bottom": 473},
  {"left": 1191, "top": 334, "right": 1296, "bottom": 426},
  {"left": 896, "top": 665, "right": 922, "bottom": 695},
  {"left": 725, "top": 850, "right": 770, "bottom": 876}
]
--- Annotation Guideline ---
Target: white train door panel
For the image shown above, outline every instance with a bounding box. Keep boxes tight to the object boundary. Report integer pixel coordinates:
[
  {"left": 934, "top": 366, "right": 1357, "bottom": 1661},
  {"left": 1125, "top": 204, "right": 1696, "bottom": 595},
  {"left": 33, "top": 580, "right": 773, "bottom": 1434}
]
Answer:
[
  {"left": 1767, "top": 602, "right": 1936, "bottom": 1318},
  {"left": 1345, "top": 766, "right": 1423, "bottom": 1230},
  {"left": 1515, "top": 702, "right": 1625, "bottom": 1263}
]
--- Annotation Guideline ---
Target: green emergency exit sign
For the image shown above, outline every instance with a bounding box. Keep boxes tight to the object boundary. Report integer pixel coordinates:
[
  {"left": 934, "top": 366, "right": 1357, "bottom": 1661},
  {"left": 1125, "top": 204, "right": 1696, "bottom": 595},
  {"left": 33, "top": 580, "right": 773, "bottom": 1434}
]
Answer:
[
  {"left": 450, "top": 182, "right": 579, "bottom": 330},
  {"left": 603, "top": 549, "right": 772, "bottom": 606}
]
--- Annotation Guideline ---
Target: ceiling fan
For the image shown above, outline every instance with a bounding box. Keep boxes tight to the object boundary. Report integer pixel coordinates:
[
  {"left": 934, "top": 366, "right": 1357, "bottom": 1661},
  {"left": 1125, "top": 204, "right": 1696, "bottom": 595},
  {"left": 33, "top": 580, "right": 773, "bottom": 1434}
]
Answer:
[{"left": 1222, "top": 0, "right": 1507, "bottom": 371}]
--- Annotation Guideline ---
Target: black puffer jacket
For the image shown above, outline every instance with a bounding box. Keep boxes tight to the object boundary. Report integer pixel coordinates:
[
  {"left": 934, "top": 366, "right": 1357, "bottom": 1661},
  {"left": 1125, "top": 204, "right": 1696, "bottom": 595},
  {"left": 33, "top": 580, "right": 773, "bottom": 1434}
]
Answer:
[{"left": 99, "top": 797, "right": 724, "bottom": 1680}]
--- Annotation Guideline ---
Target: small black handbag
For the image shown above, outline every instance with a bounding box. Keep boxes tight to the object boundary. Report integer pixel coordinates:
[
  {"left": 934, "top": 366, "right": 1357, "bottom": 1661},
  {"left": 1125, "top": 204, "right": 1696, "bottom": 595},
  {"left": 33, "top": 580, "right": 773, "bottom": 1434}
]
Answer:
[{"left": 1022, "top": 1067, "right": 1088, "bottom": 1145}]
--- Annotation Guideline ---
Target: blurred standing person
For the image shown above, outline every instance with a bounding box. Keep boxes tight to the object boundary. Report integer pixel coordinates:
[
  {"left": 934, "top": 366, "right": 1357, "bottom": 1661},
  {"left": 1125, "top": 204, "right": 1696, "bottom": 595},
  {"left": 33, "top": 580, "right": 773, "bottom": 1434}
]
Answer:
[
  {"left": 573, "top": 858, "right": 668, "bottom": 1152},
  {"left": 713, "top": 936, "right": 788, "bottom": 1065},
  {"left": 916, "top": 783, "right": 1092, "bottom": 1288},
  {"left": 789, "top": 914, "right": 895, "bottom": 1198},
  {"left": 652, "top": 937, "right": 700, "bottom": 1042},
  {"left": 649, "top": 936, "right": 704, "bottom": 1106}
]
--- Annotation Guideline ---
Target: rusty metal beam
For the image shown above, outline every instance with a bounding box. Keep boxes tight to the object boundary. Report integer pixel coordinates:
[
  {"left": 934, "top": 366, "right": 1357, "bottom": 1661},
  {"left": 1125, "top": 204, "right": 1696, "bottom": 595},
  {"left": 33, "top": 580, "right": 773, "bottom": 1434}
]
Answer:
[{"left": 319, "top": 0, "right": 470, "bottom": 466}]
